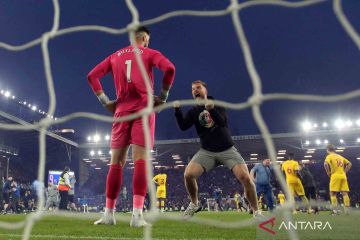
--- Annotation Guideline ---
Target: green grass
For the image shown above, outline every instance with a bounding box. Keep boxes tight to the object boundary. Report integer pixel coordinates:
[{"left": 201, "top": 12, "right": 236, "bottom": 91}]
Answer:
[
  {"left": 0, "top": 211, "right": 255, "bottom": 240},
  {"left": 0, "top": 210, "right": 358, "bottom": 240}
]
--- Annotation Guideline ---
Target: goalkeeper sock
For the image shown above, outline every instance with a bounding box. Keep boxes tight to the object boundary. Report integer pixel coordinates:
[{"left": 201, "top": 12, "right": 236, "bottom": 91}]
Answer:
[
  {"left": 105, "top": 164, "right": 123, "bottom": 209},
  {"left": 330, "top": 195, "right": 338, "bottom": 207},
  {"left": 133, "top": 159, "right": 147, "bottom": 210},
  {"left": 343, "top": 195, "right": 350, "bottom": 207}
]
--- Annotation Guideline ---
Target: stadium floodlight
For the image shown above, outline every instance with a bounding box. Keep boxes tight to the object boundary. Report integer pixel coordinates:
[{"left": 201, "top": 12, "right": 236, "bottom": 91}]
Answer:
[
  {"left": 109, "top": 150, "right": 112, "bottom": 155},
  {"left": 301, "top": 121, "right": 312, "bottom": 132},
  {"left": 23, "top": 101, "right": 27, "bottom": 105},
  {"left": 278, "top": 150, "right": 286, "bottom": 153},
  {"left": 346, "top": 120, "right": 353, "bottom": 127},
  {"left": 97, "top": 150, "right": 102, "bottom": 155},
  {"left": 322, "top": 122, "right": 328, "bottom": 127},
  {"left": 302, "top": 160, "right": 310, "bottom": 163},
  {"left": 315, "top": 139, "right": 321, "bottom": 145},
  {"left": 90, "top": 150, "right": 95, "bottom": 156},
  {"left": 277, "top": 156, "right": 284, "bottom": 159},
  {"left": 277, "top": 152, "right": 286, "bottom": 155},
  {"left": 335, "top": 149, "right": 344, "bottom": 153},
  {"left": 313, "top": 123, "right": 318, "bottom": 128},
  {"left": 356, "top": 119, "right": 360, "bottom": 127},
  {"left": 339, "top": 139, "right": 344, "bottom": 143},
  {"left": 95, "top": 167, "right": 101, "bottom": 170},
  {"left": 31, "top": 105, "right": 37, "bottom": 111},
  {"left": 12, "top": 96, "right": 15, "bottom": 99},
  {"left": 357, "top": 138, "right": 360, "bottom": 143},
  {"left": 305, "top": 140, "right": 310, "bottom": 145},
  {"left": 28, "top": 104, "right": 31, "bottom": 107},
  {"left": 4, "top": 91, "right": 10, "bottom": 98},
  {"left": 324, "top": 139, "right": 329, "bottom": 144},
  {"left": 93, "top": 134, "right": 100, "bottom": 142},
  {"left": 335, "top": 119, "right": 345, "bottom": 129},
  {"left": 87, "top": 136, "right": 92, "bottom": 142},
  {"left": 306, "top": 150, "right": 315, "bottom": 154},
  {"left": 250, "top": 157, "right": 257, "bottom": 160},
  {"left": 105, "top": 135, "right": 110, "bottom": 141},
  {"left": 0, "top": 90, "right": 3, "bottom": 94},
  {"left": 250, "top": 153, "right": 258, "bottom": 156},
  {"left": 152, "top": 162, "right": 158, "bottom": 164},
  {"left": 304, "top": 155, "right": 312, "bottom": 158}
]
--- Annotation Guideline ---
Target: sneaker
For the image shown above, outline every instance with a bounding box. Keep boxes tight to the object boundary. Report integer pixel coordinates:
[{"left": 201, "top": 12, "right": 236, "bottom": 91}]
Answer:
[
  {"left": 94, "top": 213, "right": 116, "bottom": 225},
  {"left": 253, "top": 210, "right": 267, "bottom": 221},
  {"left": 130, "top": 213, "right": 151, "bottom": 227},
  {"left": 330, "top": 210, "right": 340, "bottom": 215},
  {"left": 183, "top": 202, "right": 201, "bottom": 218}
]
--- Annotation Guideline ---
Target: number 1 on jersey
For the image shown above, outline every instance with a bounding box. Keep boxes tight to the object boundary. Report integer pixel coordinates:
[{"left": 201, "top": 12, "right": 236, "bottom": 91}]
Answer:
[{"left": 125, "top": 60, "right": 132, "bottom": 83}]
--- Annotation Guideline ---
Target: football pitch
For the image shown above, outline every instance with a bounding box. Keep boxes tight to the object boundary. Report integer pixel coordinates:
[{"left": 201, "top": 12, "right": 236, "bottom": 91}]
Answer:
[{"left": 0, "top": 211, "right": 359, "bottom": 240}]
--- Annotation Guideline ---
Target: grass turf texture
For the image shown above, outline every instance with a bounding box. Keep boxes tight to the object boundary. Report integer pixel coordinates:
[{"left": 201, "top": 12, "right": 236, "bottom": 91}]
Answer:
[{"left": 0, "top": 211, "right": 358, "bottom": 240}]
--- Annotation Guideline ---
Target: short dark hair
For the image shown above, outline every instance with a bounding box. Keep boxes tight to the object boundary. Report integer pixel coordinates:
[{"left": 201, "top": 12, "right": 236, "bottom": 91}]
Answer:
[
  {"left": 64, "top": 166, "right": 70, "bottom": 172},
  {"left": 192, "top": 80, "right": 207, "bottom": 89},
  {"left": 288, "top": 153, "right": 294, "bottom": 159},
  {"left": 135, "top": 26, "right": 150, "bottom": 35},
  {"left": 327, "top": 144, "right": 336, "bottom": 152}
]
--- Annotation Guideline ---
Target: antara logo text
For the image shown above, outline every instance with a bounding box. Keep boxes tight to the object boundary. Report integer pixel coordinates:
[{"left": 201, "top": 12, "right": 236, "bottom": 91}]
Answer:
[
  {"left": 259, "top": 217, "right": 332, "bottom": 235},
  {"left": 279, "top": 221, "right": 332, "bottom": 231}
]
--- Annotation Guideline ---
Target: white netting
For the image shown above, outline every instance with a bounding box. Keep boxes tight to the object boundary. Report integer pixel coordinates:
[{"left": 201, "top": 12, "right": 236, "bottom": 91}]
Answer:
[{"left": 0, "top": 0, "right": 359, "bottom": 239}]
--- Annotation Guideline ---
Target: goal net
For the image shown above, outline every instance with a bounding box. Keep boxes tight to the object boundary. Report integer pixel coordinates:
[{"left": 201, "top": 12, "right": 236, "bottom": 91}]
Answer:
[{"left": 0, "top": 0, "right": 359, "bottom": 240}]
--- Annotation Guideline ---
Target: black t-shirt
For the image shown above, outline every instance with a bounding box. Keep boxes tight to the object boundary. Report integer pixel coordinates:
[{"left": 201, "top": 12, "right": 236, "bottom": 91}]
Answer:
[{"left": 174, "top": 103, "right": 234, "bottom": 152}]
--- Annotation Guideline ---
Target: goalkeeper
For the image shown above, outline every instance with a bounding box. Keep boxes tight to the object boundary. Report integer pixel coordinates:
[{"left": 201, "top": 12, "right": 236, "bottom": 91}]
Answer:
[
  {"left": 174, "top": 80, "right": 261, "bottom": 218},
  {"left": 88, "top": 26, "right": 175, "bottom": 227}
]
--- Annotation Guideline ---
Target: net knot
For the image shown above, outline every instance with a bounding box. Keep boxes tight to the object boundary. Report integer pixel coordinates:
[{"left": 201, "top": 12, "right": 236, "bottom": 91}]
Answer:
[
  {"left": 228, "top": 0, "right": 239, "bottom": 12},
  {"left": 127, "top": 22, "right": 140, "bottom": 32},
  {"left": 248, "top": 94, "right": 263, "bottom": 106}
]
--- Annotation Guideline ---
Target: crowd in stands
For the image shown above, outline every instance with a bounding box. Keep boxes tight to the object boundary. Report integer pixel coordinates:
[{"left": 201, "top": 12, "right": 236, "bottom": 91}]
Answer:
[{"left": 1, "top": 160, "right": 360, "bottom": 214}]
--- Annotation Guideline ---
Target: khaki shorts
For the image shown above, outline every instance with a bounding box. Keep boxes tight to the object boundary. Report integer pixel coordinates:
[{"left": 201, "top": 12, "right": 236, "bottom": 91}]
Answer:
[{"left": 191, "top": 146, "right": 245, "bottom": 172}]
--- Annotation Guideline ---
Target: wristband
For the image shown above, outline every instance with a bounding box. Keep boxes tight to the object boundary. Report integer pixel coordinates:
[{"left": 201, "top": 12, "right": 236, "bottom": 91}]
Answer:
[{"left": 97, "top": 93, "right": 110, "bottom": 106}]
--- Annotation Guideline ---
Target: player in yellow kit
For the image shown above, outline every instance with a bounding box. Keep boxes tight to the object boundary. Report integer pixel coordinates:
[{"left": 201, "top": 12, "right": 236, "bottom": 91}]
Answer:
[
  {"left": 153, "top": 172, "right": 167, "bottom": 211},
  {"left": 281, "top": 153, "right": 309, "bottom": 213},
  {"left": 278, "top": 190, "right": 285, "bottom": 206},
  {"left": 324, "top": 144, "right": 352, "bottom": 214}
]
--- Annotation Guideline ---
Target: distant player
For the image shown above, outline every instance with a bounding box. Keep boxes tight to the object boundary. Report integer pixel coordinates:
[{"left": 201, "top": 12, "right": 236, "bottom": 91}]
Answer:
[
  {"left": 277, "top": 190, "right": 285, "bottom": 206},
  {"left": 45, "top": 181, "right": 59, "bottom": 211},
  {"left": 174, "top": 80, "right": 261, "bottom": 218},
  {"left": 153, "top": 171, "right": 167, "bottom": 211},
  {"left": 281, "top": 153, "right": 309, "bottom": 213},
  {"left": 88, "top": 26, "right": 175, "bottom": 227},
  {"left": 234, "top": 191, "right": 241, "bottom": 212},
  {"left": 324, "top": 144, "right": 352, "bottom": 214}
]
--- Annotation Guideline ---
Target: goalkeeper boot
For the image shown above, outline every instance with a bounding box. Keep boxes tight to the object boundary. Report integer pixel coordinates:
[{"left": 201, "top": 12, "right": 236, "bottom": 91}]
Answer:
[
  {"left": 94, "top": 212, "right": 116, "bottom": 225},
  {"left": 130, "top": 213, "right": 151, "bottom": 227},
  {"left": 183, "top": 202, "right": 202, "bottom": 218}
]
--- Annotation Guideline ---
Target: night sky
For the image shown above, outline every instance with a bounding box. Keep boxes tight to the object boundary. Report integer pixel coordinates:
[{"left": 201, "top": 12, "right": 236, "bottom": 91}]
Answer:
[{"left": 0, "top": 0, "right": 359, "bottom": 141}]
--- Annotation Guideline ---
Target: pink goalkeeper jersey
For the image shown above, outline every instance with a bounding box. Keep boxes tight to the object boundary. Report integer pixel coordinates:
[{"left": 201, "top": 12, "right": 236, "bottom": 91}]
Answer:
[{"left": 87, "top": 45, "right": 175, "bottom": 113}]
